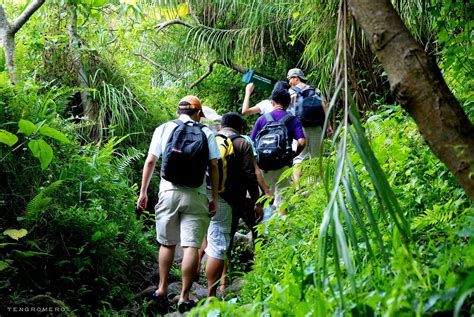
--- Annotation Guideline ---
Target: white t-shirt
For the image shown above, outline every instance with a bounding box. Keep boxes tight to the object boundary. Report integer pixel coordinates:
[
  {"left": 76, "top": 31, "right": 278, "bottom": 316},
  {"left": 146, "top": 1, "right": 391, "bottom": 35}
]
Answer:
[
  {"left": 148, "top": 114, "right": 220, "bottom": 194},
  {"left": 255, "top": 99, "right": 273, "bottom": 114}
]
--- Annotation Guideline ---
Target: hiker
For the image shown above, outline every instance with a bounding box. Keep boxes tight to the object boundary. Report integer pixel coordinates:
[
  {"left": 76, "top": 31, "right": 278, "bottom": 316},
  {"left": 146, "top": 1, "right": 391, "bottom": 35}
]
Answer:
[
  {"left": 250, "top": 89, "right": 305, "bottom": 216},
  {"left": 136, "top": 95, "right": 220, "bottom": 314},
  {"left": 287, "top": 68, "right": 333, "bottom": 183},
  {"left": 205, "top": 112, "right": 261, "bottom": 297},
  {"left": 240, "top": 80, "right": 287, "bottom": 204},
  {"left": 241, "top": 81, "right": 290, "bottom": 115}
]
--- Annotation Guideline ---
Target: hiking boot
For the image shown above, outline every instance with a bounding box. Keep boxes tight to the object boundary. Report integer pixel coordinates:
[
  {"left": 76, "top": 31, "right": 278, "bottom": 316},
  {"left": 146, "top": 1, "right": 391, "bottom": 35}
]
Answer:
[
  {"left": 152, "top": 292, "right": 169, "bottom": 314},
  {"left": 178, "top": 300, "right": 197, "bottom": 313}
]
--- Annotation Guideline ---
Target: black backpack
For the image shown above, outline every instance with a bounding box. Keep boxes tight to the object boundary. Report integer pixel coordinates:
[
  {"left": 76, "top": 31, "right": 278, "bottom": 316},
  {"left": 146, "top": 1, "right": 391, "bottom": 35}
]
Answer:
[
  {"left": 160, "top": 120, "right": 209, "bottom": 188},
  {"left": 255, "top": 113, "right": 295, "bottom": 171},
  {"left": 292, "top": 86, "right": 325, "bottom": 127}
]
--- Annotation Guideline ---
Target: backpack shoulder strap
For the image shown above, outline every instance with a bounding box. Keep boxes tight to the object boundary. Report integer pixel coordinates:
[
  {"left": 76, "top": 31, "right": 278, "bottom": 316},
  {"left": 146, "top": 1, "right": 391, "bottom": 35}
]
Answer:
[
  {"left": 279, "top": 113, "right": 295, "bottom": 125},
  {"left": 194, "top": 122, "right": 206, "bottom": 129},
  {"left": 291, "top": 86, "right": 302, "bottom": 95},
  {"left": 301, "top": 87, "right": 316, "bottom": 97},
  {"left": 264, "top": 112, "right": 274, "bottom": 124},
  {"left": 216, "top": 133, "right": 230, "bottom": 142},
  {"left": 215, "top": 133, "right": 231, "bottom": 148},
  {"left": 172, "top": 119, "right": 183, "bottom": 126},
  {"left": 229, "top": 135, "right": 243, "bottom": 141}
]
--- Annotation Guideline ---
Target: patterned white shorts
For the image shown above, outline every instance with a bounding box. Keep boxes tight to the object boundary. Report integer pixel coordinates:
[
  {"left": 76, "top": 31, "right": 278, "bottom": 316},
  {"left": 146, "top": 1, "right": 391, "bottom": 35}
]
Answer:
[{"left": 205, "top": 196, "right": 232, "bottom": 260}]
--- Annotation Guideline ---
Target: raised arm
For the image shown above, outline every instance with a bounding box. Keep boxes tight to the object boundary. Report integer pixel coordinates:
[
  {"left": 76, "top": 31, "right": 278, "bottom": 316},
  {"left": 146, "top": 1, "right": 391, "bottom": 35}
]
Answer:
[{"left": 242, "top": 83, "right": 262, "bottom": 115}]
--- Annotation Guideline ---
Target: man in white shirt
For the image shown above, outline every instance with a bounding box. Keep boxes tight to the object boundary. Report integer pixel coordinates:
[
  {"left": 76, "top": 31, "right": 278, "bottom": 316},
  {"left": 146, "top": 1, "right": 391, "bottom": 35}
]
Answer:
[
  {"left": 241, "top": 81, "right": 291, "bottom": 115},
  {"left": 137, "top": 95, "right": 220, "bottom": 313},
  {"left": 287, "top": 68, "right": 333, "bottom": 182}
]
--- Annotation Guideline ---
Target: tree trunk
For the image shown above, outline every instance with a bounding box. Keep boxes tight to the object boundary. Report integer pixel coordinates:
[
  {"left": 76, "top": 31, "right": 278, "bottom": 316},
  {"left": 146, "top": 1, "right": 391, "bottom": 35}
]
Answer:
[
  {"left": 347, "top": 0, "right": 474, "bottom": 200},
  {"left": 0, "top": 0, "right": 45, "bottom": 84},
  {"left": 1, "top": 30, "right": 16, "bottom": 83},
  {"left": 66, "top": 4, "right": 98, "bottom": 139},
  {"left": 0, "top": 6, "right": 17, "bottom": 84}
]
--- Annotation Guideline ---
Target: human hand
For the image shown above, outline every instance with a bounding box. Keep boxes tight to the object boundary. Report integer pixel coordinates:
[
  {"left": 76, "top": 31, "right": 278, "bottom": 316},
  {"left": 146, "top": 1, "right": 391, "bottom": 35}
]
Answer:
[
  {"left": 326, "top": 125, "right": 334, "bottom": 138},
  {"left": 208, "top": 199, "right": 217, "bottom": 218},
  {"left": 136, "top": 193, "right": 148, "bottom": 211},
  {"left": 245, "top": 83, "right": 255, "bottom": 95},
  {"left": 254, "top": 204, "right": 263, "bottom": 222}
]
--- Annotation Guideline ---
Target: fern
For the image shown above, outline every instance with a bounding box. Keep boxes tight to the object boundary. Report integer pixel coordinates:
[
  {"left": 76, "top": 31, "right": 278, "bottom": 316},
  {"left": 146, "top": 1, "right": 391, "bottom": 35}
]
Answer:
[
  {"left": 25, "top": 180, "right": 64, "bottom": 220},
  {"left": 114, "top": 147, "right": 144, "bottom": 177},
  {"left": 412, "top": 200, "right": 458, "bottom": 230},
  {"left": 123, "top": 230, "right": 135, "bottom": 245}
]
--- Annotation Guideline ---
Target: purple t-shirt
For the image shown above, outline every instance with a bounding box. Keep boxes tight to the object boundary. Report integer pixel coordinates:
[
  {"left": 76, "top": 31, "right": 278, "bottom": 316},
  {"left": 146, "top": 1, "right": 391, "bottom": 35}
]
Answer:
[{"left": 250, "top": 109, "right": 305, "bottom": 141}]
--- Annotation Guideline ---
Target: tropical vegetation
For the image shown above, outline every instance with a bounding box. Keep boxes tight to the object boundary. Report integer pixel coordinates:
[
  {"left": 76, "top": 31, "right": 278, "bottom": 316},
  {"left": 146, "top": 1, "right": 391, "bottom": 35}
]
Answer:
[{"left": 0, "top": 0, "right": 472, "bottom": 316}]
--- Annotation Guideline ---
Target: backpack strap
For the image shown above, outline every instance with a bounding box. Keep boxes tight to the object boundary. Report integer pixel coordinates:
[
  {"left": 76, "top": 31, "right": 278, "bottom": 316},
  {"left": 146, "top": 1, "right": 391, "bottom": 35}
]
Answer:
[
  {"left": 264, "top": 112, "right": 274, "bottom": 124},
  {"left": 229, "top": 135, "right": 243, "bottom": 141},
  {"left": 278, "top": 113, "right": 295, "bottom": 125},
  {"left": 173, "top": 119, "right": 207, "bottom": 131},
  {"left": 215, "top": 133, "right": 231, "bottom": 150},
  {"left": 292, "top": 86, "right": 315, "bottom": 98},
  {"left": 291, "top": 86, "right": 302, "bottom": 96},
  {"left": 172, "top": 119, "right": 183, "bottom": 126}
]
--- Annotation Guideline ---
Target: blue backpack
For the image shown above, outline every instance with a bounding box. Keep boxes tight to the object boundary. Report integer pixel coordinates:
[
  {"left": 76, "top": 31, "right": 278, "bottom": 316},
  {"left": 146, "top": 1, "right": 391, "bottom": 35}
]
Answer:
[
  {"left": 255, "top": 113, "right": 295, "bottom": 171},
  {"left": 160, "top": 120, "right": 209, "bottom": 188},
  {"left": 292, "top": 87, "right": 325, "bottom": 127}
]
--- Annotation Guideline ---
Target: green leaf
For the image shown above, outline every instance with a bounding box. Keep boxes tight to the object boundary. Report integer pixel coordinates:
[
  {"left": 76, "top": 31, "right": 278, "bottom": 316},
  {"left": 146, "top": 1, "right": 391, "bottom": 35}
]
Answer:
[
  {"left": 3, "top": 228, "right": 28, "bottom": 240},
  {"left": 28, "top": 139, "right": 53, "bottom": 169},
  {"left": 39, "top": 126, "right": 70, "bottom": 143},
  {"left": 0, "top": 129, "right": 18, "bottom": 146},
  {"left": 0, "top": 260, "right": 10, "bottom": 271},
  {"left": 18, "top": 119, "right": 37, "bottom": 137},
  {"left": 91, "top": 0, "right": 106, "bottom": 7},
  {"left": 91, "top": 231, "right": 102, "bottom": 241},
  {"left": 438, "top": 28, "right": 449, "bottom": 43}
]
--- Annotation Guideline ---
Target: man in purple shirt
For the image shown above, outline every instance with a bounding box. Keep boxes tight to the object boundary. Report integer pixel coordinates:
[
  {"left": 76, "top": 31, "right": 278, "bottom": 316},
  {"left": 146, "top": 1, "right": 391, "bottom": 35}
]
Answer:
[{"left": 250, "top": 89, "right": 305, "bottom": 215}]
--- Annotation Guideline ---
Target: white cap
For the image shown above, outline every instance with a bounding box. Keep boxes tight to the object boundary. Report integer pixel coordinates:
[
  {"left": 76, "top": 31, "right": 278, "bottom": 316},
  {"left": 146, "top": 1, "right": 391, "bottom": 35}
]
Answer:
[{"left": 201, "top": 106, "right": 222, "bottom": 122}]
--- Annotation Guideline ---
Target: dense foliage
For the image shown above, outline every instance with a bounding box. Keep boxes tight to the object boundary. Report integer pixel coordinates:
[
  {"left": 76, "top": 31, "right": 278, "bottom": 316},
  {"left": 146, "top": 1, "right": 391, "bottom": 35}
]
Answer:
[
  {"left": 191, "top": 106, "right": 473, "bottom": 316},
  {"left": 0, "top": 0, "right": 472, "bottom": 315}
]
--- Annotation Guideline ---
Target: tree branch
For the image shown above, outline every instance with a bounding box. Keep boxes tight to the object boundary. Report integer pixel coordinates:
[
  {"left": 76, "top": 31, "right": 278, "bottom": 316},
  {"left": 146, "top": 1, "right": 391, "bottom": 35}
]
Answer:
[
  {"left": 218, "top": 59, "right": 246, "bottom": 74},
  {"left": 189, "top": 59, "right": 247, "bottom": 88},
  {"left": 154, "top": 19, "right": 193, "bottom": 32},
  {"left": 190, "top": 62, "right": 215, "bottom": 89},
  {"left": 10, "top": 0, "right": 45, "bottom": 34},
  {"left": 134, "top": 52, "right": 185, "bottom": 81}
]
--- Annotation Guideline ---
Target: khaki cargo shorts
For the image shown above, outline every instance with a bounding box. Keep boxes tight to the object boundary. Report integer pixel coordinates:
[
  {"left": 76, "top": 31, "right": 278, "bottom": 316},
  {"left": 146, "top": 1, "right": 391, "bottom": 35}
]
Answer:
[{"left": 155, "top": 189, "right": 209, "bottom": 248}]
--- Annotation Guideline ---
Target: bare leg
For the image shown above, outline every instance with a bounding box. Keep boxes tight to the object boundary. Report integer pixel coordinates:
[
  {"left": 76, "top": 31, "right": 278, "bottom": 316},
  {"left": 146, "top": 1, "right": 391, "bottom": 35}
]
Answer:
[
  {"left": 206, "top": 256, "right": 225, "bottom": 297},
  {"left": 293, "top": 164, "right": 302, "bottom": 188},
  {"left": 180, "top": 246, "right": 199, "bottom": 302},
  {"left": 219, "top": 261, "right": 228, "bottom": 293},
  {"left": 196, "top": 236, "right": 207, "bottom": 280},
  {"left": 157, "top": 244, "right": 176, "bottom": 297}
]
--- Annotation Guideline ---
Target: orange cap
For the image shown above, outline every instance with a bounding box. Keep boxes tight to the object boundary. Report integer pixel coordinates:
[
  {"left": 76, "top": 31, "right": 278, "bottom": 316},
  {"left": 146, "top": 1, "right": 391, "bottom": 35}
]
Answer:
[{"left": 178, "top": 95, "right": 205, "bottom": 117}]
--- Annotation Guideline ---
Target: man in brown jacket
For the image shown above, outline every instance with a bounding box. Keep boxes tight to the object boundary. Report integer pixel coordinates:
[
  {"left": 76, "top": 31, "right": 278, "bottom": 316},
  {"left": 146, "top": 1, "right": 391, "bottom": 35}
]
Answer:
[{"left": 205, "top": 112, "right": 261, "bottom": 296}]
